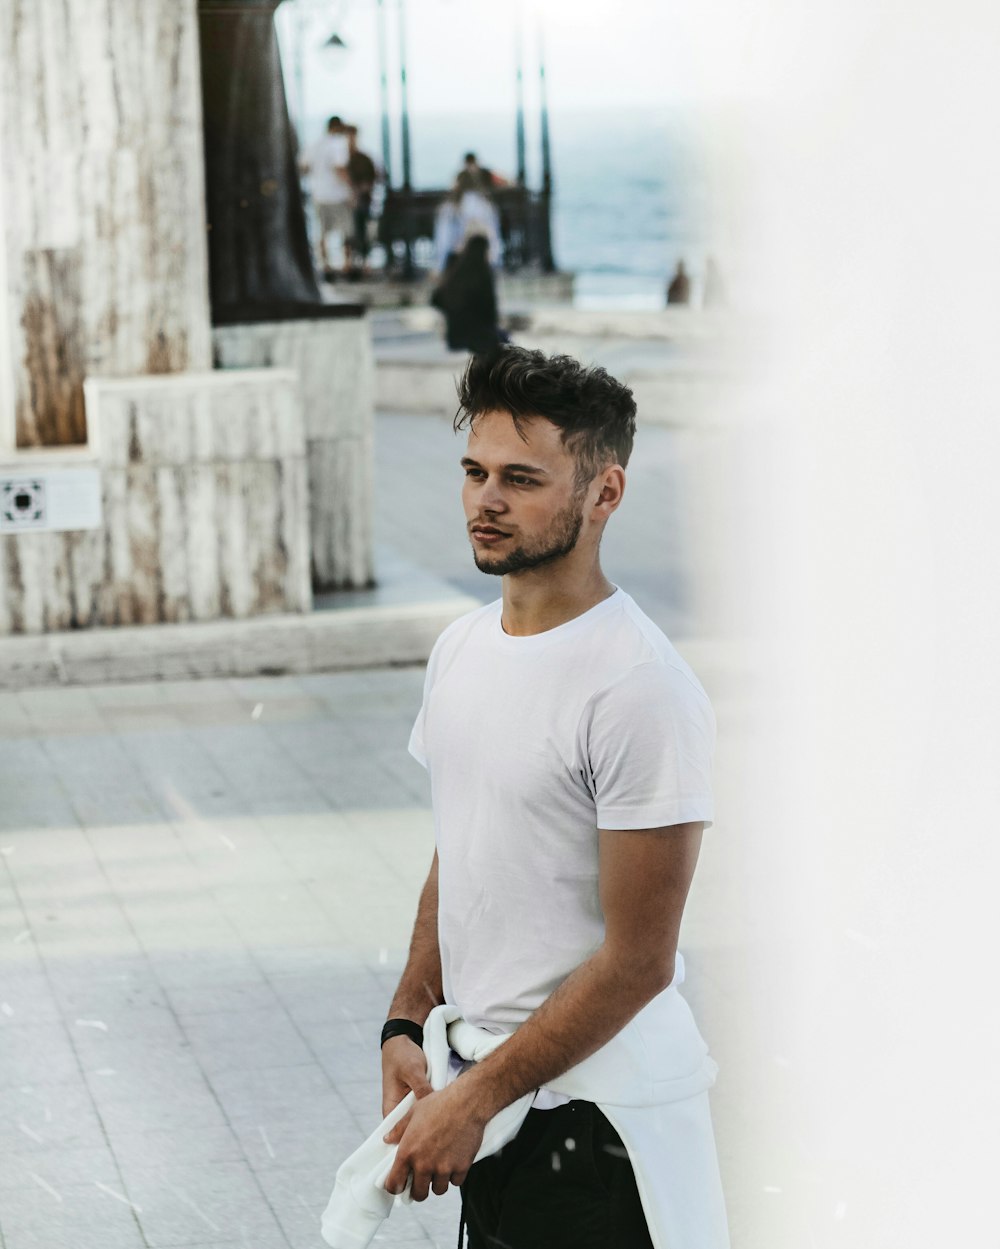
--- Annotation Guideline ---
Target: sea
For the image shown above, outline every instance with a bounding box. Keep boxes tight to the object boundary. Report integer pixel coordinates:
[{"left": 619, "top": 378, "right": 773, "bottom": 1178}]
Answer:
[{"left": 304, "top": 108, "right": 711, "bottom": 310}]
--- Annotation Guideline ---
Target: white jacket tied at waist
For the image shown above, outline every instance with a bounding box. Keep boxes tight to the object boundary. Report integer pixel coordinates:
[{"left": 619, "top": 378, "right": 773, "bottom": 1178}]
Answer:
[{"left": 321, "top": 980, "right": 730, "bottom": 1249}]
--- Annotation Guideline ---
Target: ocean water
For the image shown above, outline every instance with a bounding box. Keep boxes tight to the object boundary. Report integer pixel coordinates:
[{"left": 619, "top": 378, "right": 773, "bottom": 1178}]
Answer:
[{"left": 304, "top": 108, "right": 711, "bottom": 309}]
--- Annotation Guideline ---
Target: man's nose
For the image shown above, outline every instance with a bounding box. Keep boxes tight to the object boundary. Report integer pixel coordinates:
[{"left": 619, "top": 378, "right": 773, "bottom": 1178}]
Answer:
[{"left": 480, "top": 481, "right": 509, "bottom": 513}]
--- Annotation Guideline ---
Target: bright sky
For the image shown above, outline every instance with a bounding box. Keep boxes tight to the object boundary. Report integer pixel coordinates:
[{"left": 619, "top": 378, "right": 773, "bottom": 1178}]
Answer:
[{"left": 274, "top": 0, "right": 750, "bottom": 130}]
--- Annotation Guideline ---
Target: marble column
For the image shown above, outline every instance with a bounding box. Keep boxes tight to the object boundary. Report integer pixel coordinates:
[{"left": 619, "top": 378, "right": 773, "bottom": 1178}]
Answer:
[{"left": 0, "top": 0, "right": 212, "bottom": 449}]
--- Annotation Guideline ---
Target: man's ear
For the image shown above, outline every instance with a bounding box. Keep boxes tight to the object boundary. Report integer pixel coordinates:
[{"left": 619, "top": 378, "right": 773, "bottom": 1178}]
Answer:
[{"left": 592, "top": 466, "right": 626, "bottom": 517}]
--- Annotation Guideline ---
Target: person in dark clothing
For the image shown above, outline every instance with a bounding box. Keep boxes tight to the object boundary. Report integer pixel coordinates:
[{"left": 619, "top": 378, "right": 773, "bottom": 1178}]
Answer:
[
  {"left": 430, "top": 234, "right": 504, "bottom": 353},
  {"left": 454, "top": 151, "right": 496, "bottom": 197},
  {"left": 346, "top": 126, "right": 377, "bottom": 273},
  {"left": 666, "top": 260, "right": 691, "bottom": 305}
]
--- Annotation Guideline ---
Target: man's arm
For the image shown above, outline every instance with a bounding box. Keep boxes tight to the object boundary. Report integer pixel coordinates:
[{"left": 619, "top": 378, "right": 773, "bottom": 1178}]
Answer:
[
  {"left": 384, "top": 822, "right": 703, "bottom": 1199},
  {"left": 381, "top": 851, "right": 444, "bottom": 1117}
]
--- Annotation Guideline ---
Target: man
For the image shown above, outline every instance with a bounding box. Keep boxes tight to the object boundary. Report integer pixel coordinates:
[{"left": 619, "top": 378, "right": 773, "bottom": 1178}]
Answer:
[
  {"left": 300, "top": 115, "right": 352, "bottom": 279},
  {"left": 448, "top": 151, "right": 505, "bottom": 268},
  {"left": 379, "top": 347, "right": 728, "bottom": 1248},
  {"left": 346, "top": 126, "right": 377, "bottom": 275},
  {"left": 454, "top": 150, "right": 497, "bottom": 197}
]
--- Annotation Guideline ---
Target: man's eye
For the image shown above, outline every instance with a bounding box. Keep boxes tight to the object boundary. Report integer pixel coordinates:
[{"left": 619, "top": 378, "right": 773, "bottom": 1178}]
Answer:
[
  {"left": 464, "top": 469, "right": 485, "bottom": 479},
  {"left": 510, "top": 476, "right": 536, "bottom": 487}
]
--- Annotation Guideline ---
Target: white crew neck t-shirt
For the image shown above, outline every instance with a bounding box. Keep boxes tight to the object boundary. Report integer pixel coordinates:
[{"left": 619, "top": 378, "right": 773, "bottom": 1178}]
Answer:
[{"left": 409, "top": 588, "right": 716, "bottom": 1033}]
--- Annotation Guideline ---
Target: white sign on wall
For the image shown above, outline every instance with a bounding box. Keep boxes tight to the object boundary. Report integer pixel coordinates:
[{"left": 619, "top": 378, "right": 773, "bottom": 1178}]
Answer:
[{"left": 0, "top": 468, "right": 102, "bottom": 533}]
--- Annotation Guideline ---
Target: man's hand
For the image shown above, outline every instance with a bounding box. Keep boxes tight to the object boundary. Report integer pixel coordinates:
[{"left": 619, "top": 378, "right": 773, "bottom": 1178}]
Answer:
[
  {"left": 381, "top": 1035, "right": 432, "bottom": 1119},
  {"left": 382, "top": 1081, "right": 487, "bottom": 1201},
  {"left": 457, "top": 823, "right": 704, "bottom": 1123}
]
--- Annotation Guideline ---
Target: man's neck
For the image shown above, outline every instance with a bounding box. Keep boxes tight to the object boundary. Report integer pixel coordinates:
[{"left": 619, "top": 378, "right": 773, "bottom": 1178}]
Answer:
[{"left": 500, "top": 562, "right": 616, "bottom": 637}]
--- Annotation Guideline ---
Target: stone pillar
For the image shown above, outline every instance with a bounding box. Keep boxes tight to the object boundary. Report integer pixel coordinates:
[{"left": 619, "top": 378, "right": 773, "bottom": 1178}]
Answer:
[
  {"left": 212, "top": 315, "right": 375, "bottom": 590},
  {"left": 0, "top": 0, "right": 212, "bottom": 449}
]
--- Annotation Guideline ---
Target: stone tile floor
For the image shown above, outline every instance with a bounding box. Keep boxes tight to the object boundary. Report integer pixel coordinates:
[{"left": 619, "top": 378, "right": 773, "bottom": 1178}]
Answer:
[
  {"left": 0, "top": 661, "right": 794, "bottom": 1249},
  {"left": 0, "top": 670, "right": 469, "bottom": 1248}
]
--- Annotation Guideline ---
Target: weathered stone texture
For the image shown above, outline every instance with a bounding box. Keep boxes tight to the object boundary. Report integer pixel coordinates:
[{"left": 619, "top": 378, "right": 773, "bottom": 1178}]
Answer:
[
  {"left": 0, "top": 370, "right": 311, "bottom": 634},
  {"left": 0, "top": 0, "right": 212, "bottom": 448},
  {"left": 307, "top": 435, "right": 373, "bottom": 592},
  {"left": 212, "top": 318, "right": 375, "bottom": 590}
]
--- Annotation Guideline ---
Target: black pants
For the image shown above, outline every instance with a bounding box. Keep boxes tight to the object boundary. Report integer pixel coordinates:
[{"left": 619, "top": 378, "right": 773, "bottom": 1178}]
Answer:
[
  {"left": 352, "top": 196, "right": 371, "bottom": 260},
  {"left": 460, "top": 1101, "right": 654, "bottom": 1249}
]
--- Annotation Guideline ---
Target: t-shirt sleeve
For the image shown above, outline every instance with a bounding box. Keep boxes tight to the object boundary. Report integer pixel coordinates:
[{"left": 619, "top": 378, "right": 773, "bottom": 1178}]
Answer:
[
  {"left": 408, "top": 640, "right": 440, "bottom": 770},
  {"left": 582, "top": 660, "right": 716, "bottom": 830},
  {"left": 407, "top": 614, "right": 471, "bottom": 771},
  {"left": 408, "top": 673, "right": 430, "bottom": 770}
]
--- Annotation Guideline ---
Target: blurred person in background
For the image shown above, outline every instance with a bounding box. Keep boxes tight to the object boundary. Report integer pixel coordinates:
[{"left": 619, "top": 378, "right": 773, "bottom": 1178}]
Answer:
[
  {"left": 346, "top": 126, "right": 377, "bottom": 277},
  {"left": 666, "top": 259, "right": 691, "bottom": 305},
  {"left": 300, "top": 115, "right": 352, "bottom": 279},
  {"left": 430, "top": 233, "right": 506, "bottom": 353},
  {"left": 434, "top": 151, "right": 506, "bottom": 271},
  {"left": 454, "top": 150, "right": 497, "bottom": 196}
]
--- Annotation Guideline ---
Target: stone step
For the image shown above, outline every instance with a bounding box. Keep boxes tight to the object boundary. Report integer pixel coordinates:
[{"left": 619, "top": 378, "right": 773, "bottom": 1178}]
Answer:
[
  {"left": 379, "top": 304, "right": 732, "bottom": 342},
  {"left": 374, "top": 349, "right": 733, "bottom": 426},
  {"left": 0, "top": 547, "right": 478, "bottom": 689},
  {"left": 325, "top": 269, "right": 576, "bottom": 309}
]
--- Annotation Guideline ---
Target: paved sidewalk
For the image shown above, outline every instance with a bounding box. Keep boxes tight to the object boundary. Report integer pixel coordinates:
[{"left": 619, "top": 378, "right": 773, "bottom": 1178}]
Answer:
[
  {"left": 0, "top": 669, "right": 458, "bottom": 1249},
  {"left": 0, "top": 661, "right": 771, "bottom": 1249}
]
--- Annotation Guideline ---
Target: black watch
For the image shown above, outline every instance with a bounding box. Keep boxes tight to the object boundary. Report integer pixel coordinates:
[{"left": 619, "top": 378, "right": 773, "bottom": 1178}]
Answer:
[{"left": 381, "top": 1018, "right": 424, "bottom": 1049}]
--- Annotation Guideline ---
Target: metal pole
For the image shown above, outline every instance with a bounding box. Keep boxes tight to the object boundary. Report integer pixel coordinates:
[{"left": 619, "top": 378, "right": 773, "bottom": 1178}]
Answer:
[
  {"left": 514, "top": 5, "right": 526, "bottom": 186},
  {"left": 539, "top": 34, "right": 552, "bottom": 194},
  {"left": 398, "top": 0, "right": 412, "bottom": 192},
  {"left": 397, "top": 0, "right": 414, "bottom": 278},
  {"left": 376, "top": 0, "right": 392, "bottom": 184},
  {"left": 538, "top": 20, "right": 555, "bottom": 272}
]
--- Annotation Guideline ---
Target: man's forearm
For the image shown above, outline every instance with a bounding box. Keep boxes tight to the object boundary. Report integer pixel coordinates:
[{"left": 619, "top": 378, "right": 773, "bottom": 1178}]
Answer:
[
  {"left": 388, "top": 855, "right": 444, "bottom": 1025},
  {"left": 459, "top": 944, "right": 672, "bottom": 1121}
]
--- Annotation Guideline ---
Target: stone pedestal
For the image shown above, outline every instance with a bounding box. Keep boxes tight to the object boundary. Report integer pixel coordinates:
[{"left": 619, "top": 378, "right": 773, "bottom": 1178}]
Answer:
[
  {"left": 213, "top": 317, "right": 375, "bottom": 590},
  {"left": 0, "top": 370, "right": 310, "bottom": 634}
]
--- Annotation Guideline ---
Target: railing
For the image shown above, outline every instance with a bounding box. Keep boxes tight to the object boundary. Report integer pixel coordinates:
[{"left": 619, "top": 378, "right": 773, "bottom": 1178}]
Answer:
[{"left": 377, "top": 185, "right": 555, "bottom": 277}]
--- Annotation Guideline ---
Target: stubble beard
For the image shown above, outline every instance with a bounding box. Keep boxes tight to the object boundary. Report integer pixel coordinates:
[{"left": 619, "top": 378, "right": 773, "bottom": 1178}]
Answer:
[{"left": 471, "top": 497, "right": 585, "bottom": 576}]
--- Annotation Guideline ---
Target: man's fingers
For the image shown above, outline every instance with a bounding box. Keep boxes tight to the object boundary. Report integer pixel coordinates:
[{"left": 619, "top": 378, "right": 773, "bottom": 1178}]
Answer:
[
  {"left": 384, "top": 1161, "right": 407, "bottom": 1197},
  {"left": 411, "top": 1075, "right": 433, "bottom": 1099},
  {"left": 431, "top": 1174, "right": 450, "bottom": 1197},
  {"left": 450, "top": 1169, "right": 469, "bottom": 1188},
  {"left": 381, "top": 1088, "right": 404, "bottom": 1118},
  {"left": 408, "top": 1167, "right": 431, "bottom": 1202},
  {"left": 383, "top": 1110, "right": 412, "bottom": 1145}
]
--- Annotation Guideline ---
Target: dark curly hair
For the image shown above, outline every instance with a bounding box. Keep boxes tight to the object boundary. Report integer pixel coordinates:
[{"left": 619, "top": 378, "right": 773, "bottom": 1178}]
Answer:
[{"left": 454, "top": 345, "right": 637, "bottom": 491}]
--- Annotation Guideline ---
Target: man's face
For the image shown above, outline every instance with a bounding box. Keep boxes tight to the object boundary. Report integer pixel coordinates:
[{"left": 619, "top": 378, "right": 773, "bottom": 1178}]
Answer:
[{"left": 461, "top": 410, "right": 589, "bottom": 576}]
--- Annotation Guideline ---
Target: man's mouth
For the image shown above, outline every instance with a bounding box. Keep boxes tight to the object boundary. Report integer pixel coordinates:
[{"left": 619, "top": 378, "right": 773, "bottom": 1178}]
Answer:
[{"left": 470, "top": 524, "right": 511, "bottom": 544}]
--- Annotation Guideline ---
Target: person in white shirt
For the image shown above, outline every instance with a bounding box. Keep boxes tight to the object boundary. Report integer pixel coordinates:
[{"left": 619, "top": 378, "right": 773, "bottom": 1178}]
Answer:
[
  {"left": 300, "top": 115, "right": 352, "bottom": 277},
  {"left": 376, "top": 346, "right": 729, "bottom": 1249}
]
